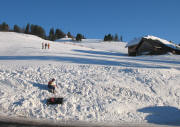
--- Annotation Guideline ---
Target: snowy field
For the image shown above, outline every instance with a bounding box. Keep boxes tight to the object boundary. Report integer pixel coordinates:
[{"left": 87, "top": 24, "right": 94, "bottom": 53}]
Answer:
[{"left": 0, "top": 32, "right": 180, "bottom": 126}]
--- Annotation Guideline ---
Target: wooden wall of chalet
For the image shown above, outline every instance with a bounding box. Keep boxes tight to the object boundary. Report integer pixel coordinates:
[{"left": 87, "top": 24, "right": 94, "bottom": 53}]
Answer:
[
  {"left": 128, "top": 38, "right": 180, "bottom": 56},
  {"left": 128, "top": 45, "right": 138, "bottom": 56},
  {"left": 136, "top": 39, "right": 169, "bottom": 55}
]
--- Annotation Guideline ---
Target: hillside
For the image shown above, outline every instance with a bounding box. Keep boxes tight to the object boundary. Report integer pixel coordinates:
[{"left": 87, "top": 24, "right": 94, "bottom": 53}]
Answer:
[{"left": 0, "top": 32, "right": 180, "bottom": 126}]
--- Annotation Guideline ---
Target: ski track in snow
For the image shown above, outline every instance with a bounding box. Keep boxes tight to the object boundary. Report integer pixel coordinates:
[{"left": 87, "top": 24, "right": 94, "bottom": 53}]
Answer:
[{"left": 0, "top": 32, "right": 180, "bottom": 125}]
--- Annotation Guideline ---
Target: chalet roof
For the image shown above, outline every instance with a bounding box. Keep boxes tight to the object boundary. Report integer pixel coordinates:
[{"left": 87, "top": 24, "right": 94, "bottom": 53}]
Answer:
[
  {"left": 126, "top": 35, "right": 180, "bottom": 50},
  {"left": 125, "top": 37, "right": 142, "bottom": 47}
]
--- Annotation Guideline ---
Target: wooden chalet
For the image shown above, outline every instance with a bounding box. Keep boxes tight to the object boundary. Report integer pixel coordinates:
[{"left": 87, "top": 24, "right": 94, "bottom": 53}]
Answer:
[{"left": 126, "top": 36, "right": 180, "bottom": 56}]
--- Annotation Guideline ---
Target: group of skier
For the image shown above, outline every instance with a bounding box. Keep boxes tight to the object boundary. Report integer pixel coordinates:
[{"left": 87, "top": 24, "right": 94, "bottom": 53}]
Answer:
[{"left": 42, "top": 42, "right": 50, "bottom": 49}]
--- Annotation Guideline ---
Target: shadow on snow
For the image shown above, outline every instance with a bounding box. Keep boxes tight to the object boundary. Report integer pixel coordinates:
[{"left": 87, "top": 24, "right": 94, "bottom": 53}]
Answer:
[
  {"left": 0, "top": 55, "right": 171, "bottom": 69},
  {"left": 138, "top": 106, "right": 180, "bottom": 126},
  {"left": 31, "top": 82, "right": 48, "bottom": 91},
  {"left": 74, "top": 49, "right": 180, "bottom": 65},
  {"left": 73, "top": 49, "right": 127, "bottom": 57}
]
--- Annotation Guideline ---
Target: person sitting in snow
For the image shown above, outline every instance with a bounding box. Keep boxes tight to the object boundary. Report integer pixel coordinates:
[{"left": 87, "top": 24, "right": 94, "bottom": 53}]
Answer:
[{"left": 48, "top": 78, "right": 56, "bottom": 93}]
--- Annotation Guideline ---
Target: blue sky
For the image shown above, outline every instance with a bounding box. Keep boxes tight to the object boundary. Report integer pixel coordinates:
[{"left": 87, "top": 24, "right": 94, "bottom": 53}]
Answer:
[{"left": 0, "top": 0, "right": 180, "bottom": 43}]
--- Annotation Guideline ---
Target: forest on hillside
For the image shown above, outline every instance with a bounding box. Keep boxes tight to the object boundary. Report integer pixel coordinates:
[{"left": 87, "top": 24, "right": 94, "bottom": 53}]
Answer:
[{"left": 0, "top": 22, "right": 123, "bottom": 42}]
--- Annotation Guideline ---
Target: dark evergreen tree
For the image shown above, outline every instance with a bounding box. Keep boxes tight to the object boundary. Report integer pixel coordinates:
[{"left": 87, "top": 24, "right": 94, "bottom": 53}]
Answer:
[
  {"left": 120, "top": 35, "right": 123, "bottom": 42},
  {"left": 30, "top": 24, "right": 46, "bottom": 39},
  {"left": 55, "top": 29, "right": 65, "bottom": 39},
  {"left": 67, "top": 32, "right": 73, "bottom": 38},
  {"left": 104, "top": 35, "right": 108, "bottom": 41},
  {"left": 76, "top": 33, "right": 83, "bottom": 41},
  {"left": 114, "top": 34, "right": 119, "bottom": 41},
  {"left": 0, "top": 22, "right": 9, "bottom": 31},
  {"left": 107, "top": 34, "right": 113, "bottom": 41},
  {"left": 13, "top": 25, "right": 21, "bottom": 33},
  {"left": 49, "top": 28, "right": 55, "bottom": 41},
  {"left": 25, "top": 23, "right": 30, "bottom": 34},
  {"left": 30, "top": 24, "right": 35, "bottom": 34},
  {"left": 111, "top": 35, "right": 114, "bottom": 41},
  {"left": 104, "top": 34, "right": 113, "bottom": 41},
  {"left": 38, "top": 26, "right": 46, "bottom": 39}
]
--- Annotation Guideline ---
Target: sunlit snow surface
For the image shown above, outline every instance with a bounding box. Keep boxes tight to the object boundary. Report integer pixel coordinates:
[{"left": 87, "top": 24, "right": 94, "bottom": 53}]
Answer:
[{"left": 0, "top": 32, "right": 180, "bottom": 125}]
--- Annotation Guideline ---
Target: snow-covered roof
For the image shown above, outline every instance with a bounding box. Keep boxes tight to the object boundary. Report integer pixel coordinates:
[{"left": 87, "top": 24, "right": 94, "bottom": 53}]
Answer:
[
  {"left": 126, "top": 37, "right": 142, "bottom": 47},
  {"left": 126, "top": 35, "right": 180, "bottom": 50}
]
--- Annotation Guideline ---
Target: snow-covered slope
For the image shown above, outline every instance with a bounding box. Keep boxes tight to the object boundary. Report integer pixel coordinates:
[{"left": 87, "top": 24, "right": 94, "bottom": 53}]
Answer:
[
  {"left": 56, "top": 38, "right": 127, "bottom": 54},
  {"left": 0, "top": 32, "right": 180, "bottom": 126}
]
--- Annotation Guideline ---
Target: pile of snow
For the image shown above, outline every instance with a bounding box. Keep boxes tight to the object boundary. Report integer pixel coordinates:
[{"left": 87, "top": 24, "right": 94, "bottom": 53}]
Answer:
[{"left": 0, "top": 32, "right": 180, "bottom": 125}]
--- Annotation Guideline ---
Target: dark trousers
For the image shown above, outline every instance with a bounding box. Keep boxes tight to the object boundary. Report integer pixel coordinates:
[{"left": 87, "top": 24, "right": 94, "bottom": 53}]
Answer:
[{"left": 48, "top": 85, "right": 55, "bottom": 93}]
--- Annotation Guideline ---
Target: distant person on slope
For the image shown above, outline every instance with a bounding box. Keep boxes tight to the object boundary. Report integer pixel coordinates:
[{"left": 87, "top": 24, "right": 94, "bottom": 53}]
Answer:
[
  {"left": 48, "top": 78, "right": 56, "bottom": 93},
  {"left": 48, "top": 43, "right": 50, "bottom": 49},
  {"left": 45, "top": 43, "right": 47, "bottom": 49},
  {"left": 42, "top": 42, "right": 44, "bottom": 49}
]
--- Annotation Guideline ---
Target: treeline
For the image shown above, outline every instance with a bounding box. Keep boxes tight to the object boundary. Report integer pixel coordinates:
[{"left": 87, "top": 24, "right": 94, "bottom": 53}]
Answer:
[
  {"left": 0, "top": 22, "right": 86, "bottom": 41},
  {"left": 0, "top": 22, "right": 124, "bottom": 42},
  {"left": 104, "top": 34, "right": 123, "bottom": 42}
]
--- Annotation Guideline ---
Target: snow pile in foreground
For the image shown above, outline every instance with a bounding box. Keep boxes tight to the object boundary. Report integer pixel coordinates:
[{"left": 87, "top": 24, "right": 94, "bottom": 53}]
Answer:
[
  {"left": 1, "top": 64, "right": 180, "bottom": 123},
  {"left": 0, "top": 32, "right": 180, "bottom": 125}
]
